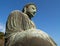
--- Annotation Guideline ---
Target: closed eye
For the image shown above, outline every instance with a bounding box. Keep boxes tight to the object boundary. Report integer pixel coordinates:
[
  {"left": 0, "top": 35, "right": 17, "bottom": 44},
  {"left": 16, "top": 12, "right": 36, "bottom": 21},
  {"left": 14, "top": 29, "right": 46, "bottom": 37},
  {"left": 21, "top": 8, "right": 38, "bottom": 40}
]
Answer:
[{"left": 32, "top": 7, "right": 35, "bottom": 10}]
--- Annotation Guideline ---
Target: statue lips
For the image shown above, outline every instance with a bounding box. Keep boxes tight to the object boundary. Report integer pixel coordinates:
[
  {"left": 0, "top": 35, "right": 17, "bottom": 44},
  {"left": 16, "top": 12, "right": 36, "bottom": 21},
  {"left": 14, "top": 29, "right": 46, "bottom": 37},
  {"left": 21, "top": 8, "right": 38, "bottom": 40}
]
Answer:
[{"left": 33, "top": 12, "right": 36, "bottom": 15}]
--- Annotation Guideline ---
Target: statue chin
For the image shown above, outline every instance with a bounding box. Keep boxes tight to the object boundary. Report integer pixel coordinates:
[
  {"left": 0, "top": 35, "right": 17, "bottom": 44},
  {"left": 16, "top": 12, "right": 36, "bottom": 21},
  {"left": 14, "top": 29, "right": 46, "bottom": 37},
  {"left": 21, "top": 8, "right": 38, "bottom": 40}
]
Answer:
[{"left": 30, "top": 12, "right": 35, "bottom": 17}]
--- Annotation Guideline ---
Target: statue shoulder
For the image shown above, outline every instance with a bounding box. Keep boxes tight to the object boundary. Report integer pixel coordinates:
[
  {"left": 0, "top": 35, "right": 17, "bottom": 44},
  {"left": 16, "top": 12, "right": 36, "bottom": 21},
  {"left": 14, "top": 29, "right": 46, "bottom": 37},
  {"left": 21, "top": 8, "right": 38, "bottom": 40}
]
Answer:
[
  {"left": 10, "top": 10, "right": 28, "bottom": 18},
  {"left": 10, "top": 10, "right": 22, "bottom": 15}
]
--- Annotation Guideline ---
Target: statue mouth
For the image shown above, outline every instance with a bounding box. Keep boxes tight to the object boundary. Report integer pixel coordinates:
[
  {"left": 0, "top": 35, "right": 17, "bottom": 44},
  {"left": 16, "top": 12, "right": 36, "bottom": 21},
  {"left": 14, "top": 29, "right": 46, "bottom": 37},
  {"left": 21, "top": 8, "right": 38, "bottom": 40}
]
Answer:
[{"left": 33, "top": 12, "right": 36, "bottom": 15}]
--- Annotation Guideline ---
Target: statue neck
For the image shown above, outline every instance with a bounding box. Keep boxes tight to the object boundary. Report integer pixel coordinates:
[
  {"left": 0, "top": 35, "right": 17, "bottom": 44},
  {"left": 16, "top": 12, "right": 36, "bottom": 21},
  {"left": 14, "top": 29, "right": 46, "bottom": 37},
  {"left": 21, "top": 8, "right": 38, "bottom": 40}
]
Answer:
[
  {"left": 22, "top": 11, "right": 33, "bottom": 20},
  {"left": 26, "top": 12, "right": 33, "bottom": 20}
]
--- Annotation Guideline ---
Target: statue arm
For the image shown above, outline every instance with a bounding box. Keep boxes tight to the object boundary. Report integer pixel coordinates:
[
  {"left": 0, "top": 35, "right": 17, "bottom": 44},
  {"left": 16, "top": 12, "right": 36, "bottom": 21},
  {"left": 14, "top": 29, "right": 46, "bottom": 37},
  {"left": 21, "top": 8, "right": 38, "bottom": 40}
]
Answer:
[
  {"left": 6, "top": 10, "right": 24, "bottom": 34},
  {"left": 5, "top": 10, "right": 25, "bottom": 45},
  {"left": 6, "top": 10, "right": 36, "bottom": 35}
]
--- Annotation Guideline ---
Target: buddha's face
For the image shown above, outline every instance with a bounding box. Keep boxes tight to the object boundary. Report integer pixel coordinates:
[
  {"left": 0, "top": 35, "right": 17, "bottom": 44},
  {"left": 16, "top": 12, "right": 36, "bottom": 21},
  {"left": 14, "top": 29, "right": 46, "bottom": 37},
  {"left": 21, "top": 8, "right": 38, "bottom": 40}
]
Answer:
[{"left": 26, "top": 5, "right": 37, "bottom": 17}]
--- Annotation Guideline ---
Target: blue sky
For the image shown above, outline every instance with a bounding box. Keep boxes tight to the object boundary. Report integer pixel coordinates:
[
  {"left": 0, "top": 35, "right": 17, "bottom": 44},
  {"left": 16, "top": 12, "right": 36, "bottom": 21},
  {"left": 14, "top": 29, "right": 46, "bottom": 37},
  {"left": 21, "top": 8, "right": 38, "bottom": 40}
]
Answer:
[{"left": 0, "top": 0, "right": 60, "bottom": 46}]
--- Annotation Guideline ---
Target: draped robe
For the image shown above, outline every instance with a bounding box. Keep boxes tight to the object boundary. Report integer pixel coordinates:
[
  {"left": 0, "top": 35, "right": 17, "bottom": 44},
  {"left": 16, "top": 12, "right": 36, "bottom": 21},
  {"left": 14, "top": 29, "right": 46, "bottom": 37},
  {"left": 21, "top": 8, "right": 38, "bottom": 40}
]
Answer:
[
  {"left": 5, "top": 10, "right": 57, "bottom": 46},
  {"left": 5, "top": 10, "right": 36, "bottom": 46}
]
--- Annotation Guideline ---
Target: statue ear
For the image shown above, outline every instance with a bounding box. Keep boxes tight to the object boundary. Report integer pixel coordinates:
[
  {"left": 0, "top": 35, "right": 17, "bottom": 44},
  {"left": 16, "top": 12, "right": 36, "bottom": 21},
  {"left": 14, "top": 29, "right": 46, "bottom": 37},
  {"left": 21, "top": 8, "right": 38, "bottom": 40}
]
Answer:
[{"left": 24, "top": 7, "right": 27, "bottom": 13}]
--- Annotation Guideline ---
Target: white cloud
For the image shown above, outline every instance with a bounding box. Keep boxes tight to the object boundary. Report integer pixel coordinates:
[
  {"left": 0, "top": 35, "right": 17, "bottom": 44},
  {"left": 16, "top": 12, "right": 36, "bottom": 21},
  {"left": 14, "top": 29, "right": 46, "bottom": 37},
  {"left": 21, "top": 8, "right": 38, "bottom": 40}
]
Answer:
[{"left": 0, "top": 23, "right": 5, "bottom": 33}]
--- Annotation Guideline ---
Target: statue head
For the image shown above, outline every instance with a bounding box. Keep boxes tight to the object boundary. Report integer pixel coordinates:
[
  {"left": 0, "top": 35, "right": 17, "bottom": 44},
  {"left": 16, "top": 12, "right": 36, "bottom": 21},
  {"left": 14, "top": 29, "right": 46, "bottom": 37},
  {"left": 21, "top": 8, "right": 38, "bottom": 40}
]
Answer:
[{"left": 22, "top": 3, "right": 37, "bottom": 19}]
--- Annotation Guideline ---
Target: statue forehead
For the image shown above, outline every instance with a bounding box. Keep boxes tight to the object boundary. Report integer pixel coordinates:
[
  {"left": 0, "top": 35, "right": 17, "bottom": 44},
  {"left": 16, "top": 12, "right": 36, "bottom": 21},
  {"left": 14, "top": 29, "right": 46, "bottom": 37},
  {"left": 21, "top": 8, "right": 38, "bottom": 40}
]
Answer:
[
  {"left": 28, "top": 5, "right": 36, "bottom": 8},
  {"left": 25, "top": 3, "right": 36, "bottom": 8}
]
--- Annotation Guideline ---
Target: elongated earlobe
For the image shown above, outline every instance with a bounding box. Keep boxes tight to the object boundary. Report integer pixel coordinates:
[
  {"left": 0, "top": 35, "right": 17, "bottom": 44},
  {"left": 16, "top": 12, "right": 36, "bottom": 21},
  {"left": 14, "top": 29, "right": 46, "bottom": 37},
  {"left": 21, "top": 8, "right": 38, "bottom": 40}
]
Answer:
[{"left": 24, "top": 7, "right": 27, "bottom": 13}]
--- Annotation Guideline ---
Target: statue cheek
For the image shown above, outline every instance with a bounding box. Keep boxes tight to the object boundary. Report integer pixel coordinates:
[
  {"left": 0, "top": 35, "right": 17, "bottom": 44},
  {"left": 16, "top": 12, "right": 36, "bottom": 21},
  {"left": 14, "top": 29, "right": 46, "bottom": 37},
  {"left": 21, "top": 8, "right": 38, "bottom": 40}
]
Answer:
[{"left": 27, "top": 8, "right": 33, "bottom": 12}]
